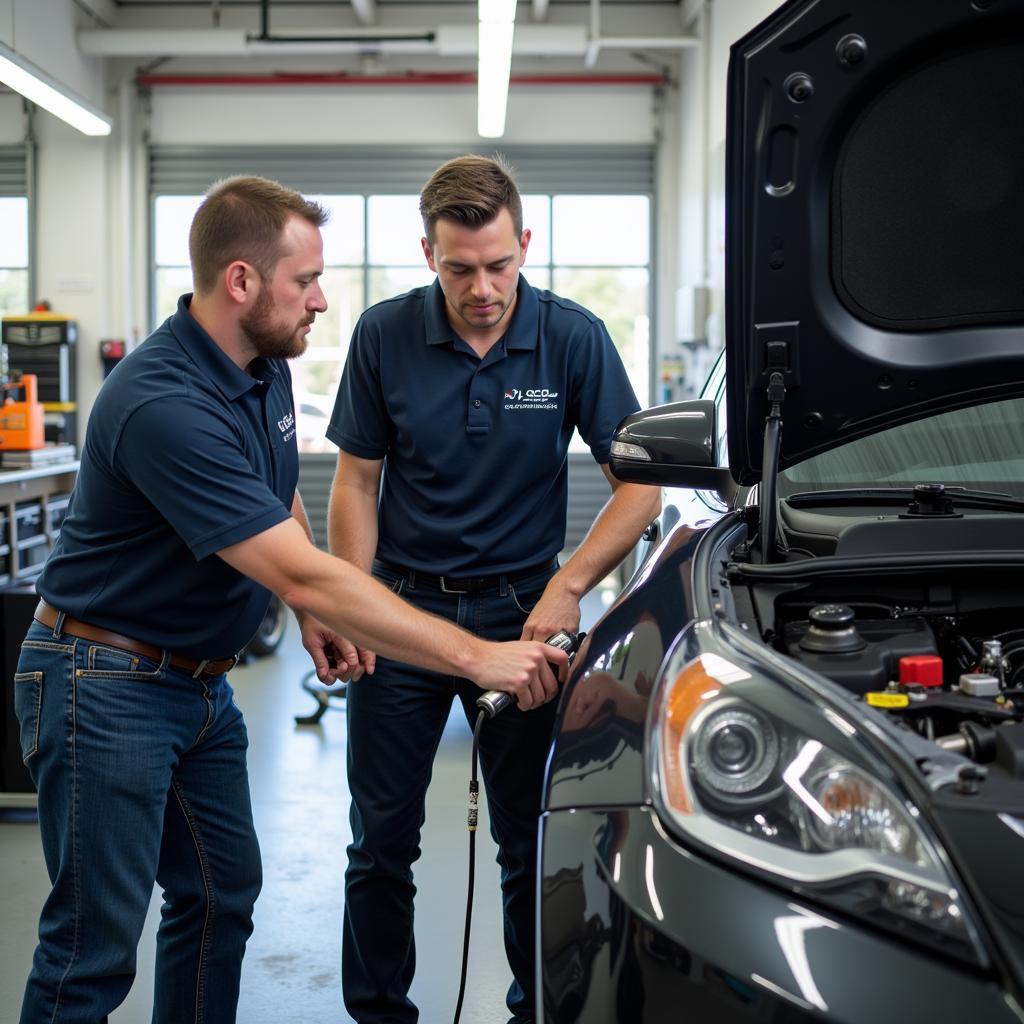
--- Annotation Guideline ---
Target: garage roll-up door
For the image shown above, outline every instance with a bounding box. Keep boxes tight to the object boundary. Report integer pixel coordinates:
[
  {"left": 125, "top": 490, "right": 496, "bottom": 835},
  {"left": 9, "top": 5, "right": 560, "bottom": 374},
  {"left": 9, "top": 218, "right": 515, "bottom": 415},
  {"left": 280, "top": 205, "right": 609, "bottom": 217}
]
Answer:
[
  {"left": 0, "top": 146, "right": 28, "bottom": 196},
  {"left": 149, "top": 144, "right": 654, "bottom": 196}
]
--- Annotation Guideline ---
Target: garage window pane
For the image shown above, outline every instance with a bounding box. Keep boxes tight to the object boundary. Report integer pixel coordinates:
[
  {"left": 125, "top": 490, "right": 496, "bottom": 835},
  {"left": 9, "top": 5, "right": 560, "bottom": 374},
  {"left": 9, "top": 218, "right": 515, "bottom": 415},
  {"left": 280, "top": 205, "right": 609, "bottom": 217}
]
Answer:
[
  {"left": 368, "top": 266, "right": 435, "bottom": 306},
  {"left": 552, "top": 195, "right": 650, "bottom": 267},
  {"left": 554, "top": 267, "right": 650, "bottom": 407},
  {"left": 311, "top": 194, "right": 363, "bottom": 265},
  {"left": 522, "top": 194, "right": 550, "bottom": 265},
  {"left": 294, "top": 267, "right": 364, "bottom": 453},
  {"left": 155, "top": 267, "right": 193, "bottom": 323},
  {"left": 520, "top": 267, "right": 551, "bottom": 290},
  {"left": 0, "top": 268, "right": 28, "bottom": 316},
  {"left": 368, "top": 195, "right": 425, "bottom": 266},
  {"left": 0, "top": 197, "right": 28, "bottom": 267},
  {"left": 154, "top": 196, "right": 202, "bottom": 268}
]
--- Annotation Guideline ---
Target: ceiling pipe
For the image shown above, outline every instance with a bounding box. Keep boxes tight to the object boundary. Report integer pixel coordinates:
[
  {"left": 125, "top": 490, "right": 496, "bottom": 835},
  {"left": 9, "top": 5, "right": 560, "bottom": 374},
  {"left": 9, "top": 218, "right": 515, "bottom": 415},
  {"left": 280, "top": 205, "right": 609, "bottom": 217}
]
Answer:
[
  {"left": 252, "top": 0, "right": 409, "bottom": 45},
  {"left": 585, "top": 0, "right": 601, "bottom": 68},
  {"left": 79, "top": 25, "right": 695, "bottom": 59},
  {"left": 532, "top": 0, "right": 550, "bottom": 20},
  {"left": 134, "top": 71, "right": 666, "bottom": 87}
]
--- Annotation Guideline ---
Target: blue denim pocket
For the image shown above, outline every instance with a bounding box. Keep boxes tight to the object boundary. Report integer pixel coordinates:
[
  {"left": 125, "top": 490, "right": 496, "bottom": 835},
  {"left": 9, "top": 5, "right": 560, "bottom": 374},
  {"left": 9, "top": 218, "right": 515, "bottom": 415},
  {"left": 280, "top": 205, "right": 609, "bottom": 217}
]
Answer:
[
  {"left": 13, "top": 670, "right": 42, "bottom": 763},
  {"left": 508, "top": 571, "right": 553, "bottom": 617},
  {"left": 79, "top": 643, "right": 164, "bottom": 680}
]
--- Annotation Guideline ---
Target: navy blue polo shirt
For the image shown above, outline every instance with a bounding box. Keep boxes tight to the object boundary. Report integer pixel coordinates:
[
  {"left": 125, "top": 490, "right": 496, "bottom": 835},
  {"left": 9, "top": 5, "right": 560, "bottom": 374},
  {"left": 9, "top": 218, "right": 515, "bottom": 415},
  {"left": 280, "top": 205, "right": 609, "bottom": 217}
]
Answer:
[
  {"left": 327, "top": 277, "right": 639, "bottom": 576},
  {"left": 38, "top": 294, "right": 298, "bottom": 657}
]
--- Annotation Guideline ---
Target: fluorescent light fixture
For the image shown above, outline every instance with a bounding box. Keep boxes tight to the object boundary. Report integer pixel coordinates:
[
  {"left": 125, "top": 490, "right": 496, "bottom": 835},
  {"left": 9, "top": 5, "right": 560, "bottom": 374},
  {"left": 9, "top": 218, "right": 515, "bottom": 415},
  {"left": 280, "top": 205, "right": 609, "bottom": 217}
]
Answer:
[
  {"left": 477, "top": 0, "right": 517, "bottom": 138},
  {"left": 0, "top": 40, "right": 112, "bottom": 136}
]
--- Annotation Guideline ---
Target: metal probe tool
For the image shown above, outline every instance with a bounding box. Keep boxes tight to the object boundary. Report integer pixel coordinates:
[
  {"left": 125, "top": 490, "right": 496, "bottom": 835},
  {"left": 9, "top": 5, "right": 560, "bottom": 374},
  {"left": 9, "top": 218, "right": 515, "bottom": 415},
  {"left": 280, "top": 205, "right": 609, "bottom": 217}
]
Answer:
[{"left": 475, "top": 629, "right": 584, "bottom": 717}]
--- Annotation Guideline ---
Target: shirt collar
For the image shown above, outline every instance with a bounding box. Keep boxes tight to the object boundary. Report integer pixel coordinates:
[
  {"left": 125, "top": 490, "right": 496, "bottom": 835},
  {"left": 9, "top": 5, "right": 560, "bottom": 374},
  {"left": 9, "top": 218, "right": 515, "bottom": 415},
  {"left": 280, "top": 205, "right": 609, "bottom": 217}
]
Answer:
[
  {"left": 424, "top": 276, "right": 539, "bottom": 352},
  {"left": 169, "top": 294, "right": 278, "bottom": 401}
]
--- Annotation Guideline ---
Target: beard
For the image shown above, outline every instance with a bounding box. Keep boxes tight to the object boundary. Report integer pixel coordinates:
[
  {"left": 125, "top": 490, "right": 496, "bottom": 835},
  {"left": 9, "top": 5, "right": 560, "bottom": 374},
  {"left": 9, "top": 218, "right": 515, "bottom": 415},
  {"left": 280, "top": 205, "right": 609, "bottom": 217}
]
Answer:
[
  {"left": 453, "top": 294, "right": 513, "bottom": 330},
  {"left": 241, "top": 285, "right": 311, "bottom": 360}
]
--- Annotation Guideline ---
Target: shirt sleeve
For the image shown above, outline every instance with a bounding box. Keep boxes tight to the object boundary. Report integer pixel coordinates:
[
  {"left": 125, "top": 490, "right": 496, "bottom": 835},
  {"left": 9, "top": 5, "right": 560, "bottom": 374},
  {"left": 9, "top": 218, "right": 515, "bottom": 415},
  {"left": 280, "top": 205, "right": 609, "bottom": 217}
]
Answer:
[
  {"left": 570, "top": 320, "right": 642, "bottom": 463},
  {"left": 113, "top": 395, "right": 292, "bottom": 561},
  {"left": 326, "top": 315, "right": 391, "bottom": 459}
]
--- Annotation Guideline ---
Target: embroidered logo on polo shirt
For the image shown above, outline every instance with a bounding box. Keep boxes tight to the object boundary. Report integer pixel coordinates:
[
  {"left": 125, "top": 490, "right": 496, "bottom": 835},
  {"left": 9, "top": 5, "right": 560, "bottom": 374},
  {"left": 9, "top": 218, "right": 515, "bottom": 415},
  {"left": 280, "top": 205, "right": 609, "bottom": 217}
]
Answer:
[
  {"left": 504, "top": 387, "right": 559, "bottom": 411},
  {"left": 277, "top": 411, "right": 296, "bottom": 443}
]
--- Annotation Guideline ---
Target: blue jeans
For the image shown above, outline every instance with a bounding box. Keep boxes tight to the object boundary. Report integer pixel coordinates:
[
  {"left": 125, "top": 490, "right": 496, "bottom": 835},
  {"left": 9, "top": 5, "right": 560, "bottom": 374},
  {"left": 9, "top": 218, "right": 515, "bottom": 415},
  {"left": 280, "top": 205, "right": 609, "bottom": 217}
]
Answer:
[
  {"left": 13, "top": 619, "right": 262, "bottom": 1024},
  {"left": 343, "top": 562, "right": 559, "bottom": 1024}
]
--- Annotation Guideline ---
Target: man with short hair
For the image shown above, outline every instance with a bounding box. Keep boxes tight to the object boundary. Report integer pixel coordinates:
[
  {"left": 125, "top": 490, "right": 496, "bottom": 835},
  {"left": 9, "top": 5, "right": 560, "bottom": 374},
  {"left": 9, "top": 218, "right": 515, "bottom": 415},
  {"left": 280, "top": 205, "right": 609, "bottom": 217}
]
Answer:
[
  {"left": 328, "top": 155, "right": 660, "bottom": 1023},
  {"left": 14, "top": 175, "right": 564, "bottom": 1024}
]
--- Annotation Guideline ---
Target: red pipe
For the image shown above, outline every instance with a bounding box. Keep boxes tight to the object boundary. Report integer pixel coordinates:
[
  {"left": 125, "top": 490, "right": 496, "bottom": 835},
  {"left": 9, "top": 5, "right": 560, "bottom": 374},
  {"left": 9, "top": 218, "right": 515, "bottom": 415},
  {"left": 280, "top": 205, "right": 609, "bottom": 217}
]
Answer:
[{"left": 134, "top": 71, "right": 665, "bottom": 87}]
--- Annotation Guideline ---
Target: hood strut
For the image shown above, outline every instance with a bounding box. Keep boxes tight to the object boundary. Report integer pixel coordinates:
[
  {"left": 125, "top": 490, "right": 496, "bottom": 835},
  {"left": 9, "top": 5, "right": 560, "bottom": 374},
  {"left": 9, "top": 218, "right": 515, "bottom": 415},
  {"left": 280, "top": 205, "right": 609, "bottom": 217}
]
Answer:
[{"left": 759, "top": 372, "right": 785, "bottom": 563}]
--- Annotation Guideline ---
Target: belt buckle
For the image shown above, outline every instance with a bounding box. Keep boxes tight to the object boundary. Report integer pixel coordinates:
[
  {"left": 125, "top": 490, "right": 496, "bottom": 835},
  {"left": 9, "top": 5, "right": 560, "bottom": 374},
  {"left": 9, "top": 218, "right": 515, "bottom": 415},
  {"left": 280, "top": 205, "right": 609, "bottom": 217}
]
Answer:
[
  {"left": 192, "top": 653, "right": 239, "bottom": 679},
  {"left": 439, "top": 575, "right": 471, "bottom": 594}
]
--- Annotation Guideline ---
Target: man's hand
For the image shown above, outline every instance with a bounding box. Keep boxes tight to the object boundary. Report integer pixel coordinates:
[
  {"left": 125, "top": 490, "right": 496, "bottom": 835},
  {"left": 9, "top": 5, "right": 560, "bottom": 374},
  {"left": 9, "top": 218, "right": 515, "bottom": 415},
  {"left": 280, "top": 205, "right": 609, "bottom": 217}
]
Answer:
[
  {"left": 520, "top": 577, "right": 581, "bottom": 642},
  {"left": 470, "top": 640, "right": 569, "bottom": 711},
  {"left": 297, "top": 614, "right": 372, "bottom": 683}
]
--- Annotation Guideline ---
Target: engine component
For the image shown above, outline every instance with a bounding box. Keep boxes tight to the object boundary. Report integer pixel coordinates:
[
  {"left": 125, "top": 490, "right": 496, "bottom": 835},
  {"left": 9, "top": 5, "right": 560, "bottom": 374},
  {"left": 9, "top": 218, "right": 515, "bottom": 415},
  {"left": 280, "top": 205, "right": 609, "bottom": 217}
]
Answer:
[
  {"left": 784, "top": 614, "right": 937, "bottom": 695},
  {"left": 798, "top": 604, "right": 866, "bottom": 653},
  {"left": 899, "top": 654, "right": 943, "bottom": 688},
  {"left": 978, "top": 640, "right": 1008, "bottom": 687},
  {"left": 995, "top": 724, "right": 1024, "bottom": 778},
  {"left": 958, "top": 673, "right": 1000, "bottom": 698}
]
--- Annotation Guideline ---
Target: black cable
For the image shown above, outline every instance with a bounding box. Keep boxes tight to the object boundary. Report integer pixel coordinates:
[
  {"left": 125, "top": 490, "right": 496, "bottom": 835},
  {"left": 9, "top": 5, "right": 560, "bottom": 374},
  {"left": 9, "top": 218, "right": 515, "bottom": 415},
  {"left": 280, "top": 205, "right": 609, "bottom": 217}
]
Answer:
[
  {"left": 453, "top": 632, "right": 582, "bottom": 1022},
  {"left": 454, "top": 710, "right": 486, "bottom": 1024}
]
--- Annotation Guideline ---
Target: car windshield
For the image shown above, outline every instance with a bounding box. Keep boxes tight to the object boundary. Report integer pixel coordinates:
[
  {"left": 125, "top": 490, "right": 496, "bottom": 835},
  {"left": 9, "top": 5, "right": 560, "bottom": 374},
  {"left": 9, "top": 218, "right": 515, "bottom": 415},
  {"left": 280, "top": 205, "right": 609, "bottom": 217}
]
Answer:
[{"left": 778, "top": 396, "right": 1024, "bottom": 498}]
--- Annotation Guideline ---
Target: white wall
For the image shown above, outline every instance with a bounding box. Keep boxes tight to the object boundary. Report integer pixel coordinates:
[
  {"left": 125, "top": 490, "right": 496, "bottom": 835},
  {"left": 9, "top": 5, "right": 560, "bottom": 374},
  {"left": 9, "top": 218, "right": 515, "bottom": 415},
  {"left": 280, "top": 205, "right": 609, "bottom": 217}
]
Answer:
[
  {"left": 666, "top": 0, "right": 784, "bottom": 396},
  {"left": 16, "top": 0, "right": 793, "bottom": 425},
  {"left": 0, "top": 0, "right": 115, "bottom": 443},
  {"left": 148, "top": 84, "right": 657, "bottom": 147},
  {"left": 0, "top": 94, "right": 22, "bottom": 143},
  {"left": 0, "top": 0, "right": 108, "bottom": 110}
]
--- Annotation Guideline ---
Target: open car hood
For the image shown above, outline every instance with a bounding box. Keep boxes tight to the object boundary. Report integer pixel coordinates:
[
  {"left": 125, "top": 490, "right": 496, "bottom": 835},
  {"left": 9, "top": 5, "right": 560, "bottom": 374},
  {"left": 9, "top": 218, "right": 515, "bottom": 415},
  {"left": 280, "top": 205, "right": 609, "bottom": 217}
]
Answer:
[{"left": 726, "top": 0, "right": 1024, "bottom": 487}]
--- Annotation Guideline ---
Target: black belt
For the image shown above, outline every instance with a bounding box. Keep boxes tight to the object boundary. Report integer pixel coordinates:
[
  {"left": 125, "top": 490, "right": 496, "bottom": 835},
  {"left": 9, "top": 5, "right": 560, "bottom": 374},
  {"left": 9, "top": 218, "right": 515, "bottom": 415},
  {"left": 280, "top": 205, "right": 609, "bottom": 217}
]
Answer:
[{"left": 375, "top": 559, "right": 557, "bottom": 594}]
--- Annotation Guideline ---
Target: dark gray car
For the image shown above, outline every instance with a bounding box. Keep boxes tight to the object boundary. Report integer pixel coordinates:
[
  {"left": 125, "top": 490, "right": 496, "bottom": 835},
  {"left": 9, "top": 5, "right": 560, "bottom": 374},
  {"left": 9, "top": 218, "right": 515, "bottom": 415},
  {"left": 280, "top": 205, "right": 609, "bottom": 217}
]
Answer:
[{"left": 538, "top": 1, "right": 1024, "bottom": 1020}]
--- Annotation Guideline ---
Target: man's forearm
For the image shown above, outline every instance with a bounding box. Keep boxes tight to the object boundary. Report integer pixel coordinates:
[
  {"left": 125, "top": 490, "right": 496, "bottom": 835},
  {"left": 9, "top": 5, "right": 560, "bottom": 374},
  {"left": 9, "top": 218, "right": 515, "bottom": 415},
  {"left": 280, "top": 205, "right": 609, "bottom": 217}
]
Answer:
[
  {"left": 295, "top": 546, "right": 481, "bottom": 674},
  {"left": 219, "top": 518, "right": 563, "bottom": 702},
  {"left": 291, "top": 491, "right": 316, "bottom": 544},
  {"left": 328, "top": 479, "right": 379, "bottom": 571},
  {"left": 554, "top": 482, "right": 661, "bottom": 598}
]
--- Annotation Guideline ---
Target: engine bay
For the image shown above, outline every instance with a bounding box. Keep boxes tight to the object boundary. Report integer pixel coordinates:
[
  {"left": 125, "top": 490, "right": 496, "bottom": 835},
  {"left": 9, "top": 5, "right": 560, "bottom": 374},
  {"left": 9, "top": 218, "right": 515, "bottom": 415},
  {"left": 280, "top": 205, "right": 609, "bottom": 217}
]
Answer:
[
  {"left": 780, "top": 597, "right": 1024, "bottom": 774},
  {"left": 731, "top": 559, "right": 1024, "bottom": 783}
]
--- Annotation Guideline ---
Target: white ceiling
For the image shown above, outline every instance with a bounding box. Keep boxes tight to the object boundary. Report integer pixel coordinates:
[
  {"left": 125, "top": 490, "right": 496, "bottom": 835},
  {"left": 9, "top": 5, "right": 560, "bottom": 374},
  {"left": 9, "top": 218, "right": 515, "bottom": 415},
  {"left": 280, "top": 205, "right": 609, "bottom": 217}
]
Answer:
[{"left": 76, "top": 1, "right": 693, "bottom": 75}]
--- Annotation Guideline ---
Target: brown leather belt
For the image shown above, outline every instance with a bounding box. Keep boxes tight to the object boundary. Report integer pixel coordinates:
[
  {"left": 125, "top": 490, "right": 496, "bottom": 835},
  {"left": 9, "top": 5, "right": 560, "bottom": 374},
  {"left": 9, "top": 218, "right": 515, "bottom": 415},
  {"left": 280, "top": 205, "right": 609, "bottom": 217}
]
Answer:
[{"left": 33, "top": 601, "right": 238, "bottom": 678}]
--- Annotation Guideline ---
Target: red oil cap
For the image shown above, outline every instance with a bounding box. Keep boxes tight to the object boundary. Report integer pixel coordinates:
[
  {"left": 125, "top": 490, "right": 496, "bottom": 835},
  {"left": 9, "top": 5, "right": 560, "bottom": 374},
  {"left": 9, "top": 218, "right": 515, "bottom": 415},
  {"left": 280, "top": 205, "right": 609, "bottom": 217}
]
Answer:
[{"left": 899, "top": 655, "right": 943, "bottom": 688}]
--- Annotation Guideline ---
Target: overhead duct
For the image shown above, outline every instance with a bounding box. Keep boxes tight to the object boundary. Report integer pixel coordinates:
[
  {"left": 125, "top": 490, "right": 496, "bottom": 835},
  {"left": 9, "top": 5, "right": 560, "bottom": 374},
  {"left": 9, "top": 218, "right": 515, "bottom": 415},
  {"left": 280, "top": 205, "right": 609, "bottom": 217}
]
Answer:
[{"left": 78, "top": 25, "right": 695, "bottom": 59}]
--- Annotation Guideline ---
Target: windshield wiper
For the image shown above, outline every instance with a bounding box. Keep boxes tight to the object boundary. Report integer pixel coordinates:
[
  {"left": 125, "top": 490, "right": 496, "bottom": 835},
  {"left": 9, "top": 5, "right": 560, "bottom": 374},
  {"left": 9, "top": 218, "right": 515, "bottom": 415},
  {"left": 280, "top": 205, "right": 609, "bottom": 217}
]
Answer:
[{"left": 785, "top": 486, "right": 1024, "bottom": 513}]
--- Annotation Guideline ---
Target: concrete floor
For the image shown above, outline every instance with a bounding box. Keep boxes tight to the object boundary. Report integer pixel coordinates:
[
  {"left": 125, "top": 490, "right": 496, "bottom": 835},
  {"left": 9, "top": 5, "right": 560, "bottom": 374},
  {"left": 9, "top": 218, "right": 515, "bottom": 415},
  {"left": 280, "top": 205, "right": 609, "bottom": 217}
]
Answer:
[{"left": 0, "top": 588, "right": 613, "bottom": 1023}]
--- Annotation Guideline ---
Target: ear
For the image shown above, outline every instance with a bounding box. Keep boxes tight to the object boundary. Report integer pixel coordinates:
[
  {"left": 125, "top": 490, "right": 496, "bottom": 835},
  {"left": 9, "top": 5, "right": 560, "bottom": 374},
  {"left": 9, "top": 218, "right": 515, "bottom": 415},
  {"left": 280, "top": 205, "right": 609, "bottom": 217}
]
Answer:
[
  {"left": 223, "top": 261, "right": 257, "bottom": 306},
  {"left": 518, "top": 228, "right": 532, "bottom": 266},
  {"left": 421, "top": 237, "right": 437, "bottom": 273}
]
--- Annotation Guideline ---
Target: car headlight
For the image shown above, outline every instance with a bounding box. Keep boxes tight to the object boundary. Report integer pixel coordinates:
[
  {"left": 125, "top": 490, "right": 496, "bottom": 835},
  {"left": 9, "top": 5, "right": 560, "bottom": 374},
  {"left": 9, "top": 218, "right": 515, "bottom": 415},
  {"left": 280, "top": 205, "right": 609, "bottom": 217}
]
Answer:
[{"left": 652, "top": 648, "right": 986, "bottom": 966}]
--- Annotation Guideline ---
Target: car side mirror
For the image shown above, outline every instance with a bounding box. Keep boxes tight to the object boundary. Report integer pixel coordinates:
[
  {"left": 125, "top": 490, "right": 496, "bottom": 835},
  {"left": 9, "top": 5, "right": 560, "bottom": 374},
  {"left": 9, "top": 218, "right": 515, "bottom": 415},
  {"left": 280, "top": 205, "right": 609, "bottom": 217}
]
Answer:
[{"left": 609, "top": 400, "right": 737, "bottom": 499}]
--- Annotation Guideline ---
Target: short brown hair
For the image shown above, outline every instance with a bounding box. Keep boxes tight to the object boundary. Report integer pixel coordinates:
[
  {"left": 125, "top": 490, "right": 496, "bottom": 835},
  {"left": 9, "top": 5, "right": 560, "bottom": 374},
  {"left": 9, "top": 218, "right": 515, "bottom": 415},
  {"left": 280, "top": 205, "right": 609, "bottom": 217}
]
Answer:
[
  {"left": 189, "top": 176, "right": 328, "bottom": 294},
  {"left": 419, "top": 154, "right": 523, "bottom": 245}
]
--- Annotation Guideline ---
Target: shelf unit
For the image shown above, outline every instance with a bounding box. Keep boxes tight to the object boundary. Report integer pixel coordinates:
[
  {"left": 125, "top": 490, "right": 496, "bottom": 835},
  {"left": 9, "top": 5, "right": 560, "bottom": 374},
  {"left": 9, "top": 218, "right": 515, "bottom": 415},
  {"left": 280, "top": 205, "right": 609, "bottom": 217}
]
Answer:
[
  {"left": 0, "top": 461, "right": 78, "bottom": 808},
  {"left": 0, "top": 463, "right": 78, "bottom": 583}
]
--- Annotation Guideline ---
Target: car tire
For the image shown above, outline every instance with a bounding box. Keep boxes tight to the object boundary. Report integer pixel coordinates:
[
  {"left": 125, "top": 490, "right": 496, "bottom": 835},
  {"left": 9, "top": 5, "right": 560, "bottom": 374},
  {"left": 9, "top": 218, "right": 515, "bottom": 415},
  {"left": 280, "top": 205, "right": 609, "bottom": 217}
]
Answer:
[{"left": 246, "top": 594, "right": 287, "bottom": 657}]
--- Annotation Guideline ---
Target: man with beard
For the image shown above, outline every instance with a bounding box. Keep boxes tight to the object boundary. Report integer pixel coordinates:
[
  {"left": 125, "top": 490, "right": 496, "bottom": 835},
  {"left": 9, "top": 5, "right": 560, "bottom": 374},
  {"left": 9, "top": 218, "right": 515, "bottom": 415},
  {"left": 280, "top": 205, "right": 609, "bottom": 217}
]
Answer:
[
  {"left": 327, "top": 155, "right": 660, "bottom": 1023},
  {"left": 13, "top": 176, "right": 564, "bottom": 1024}
]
